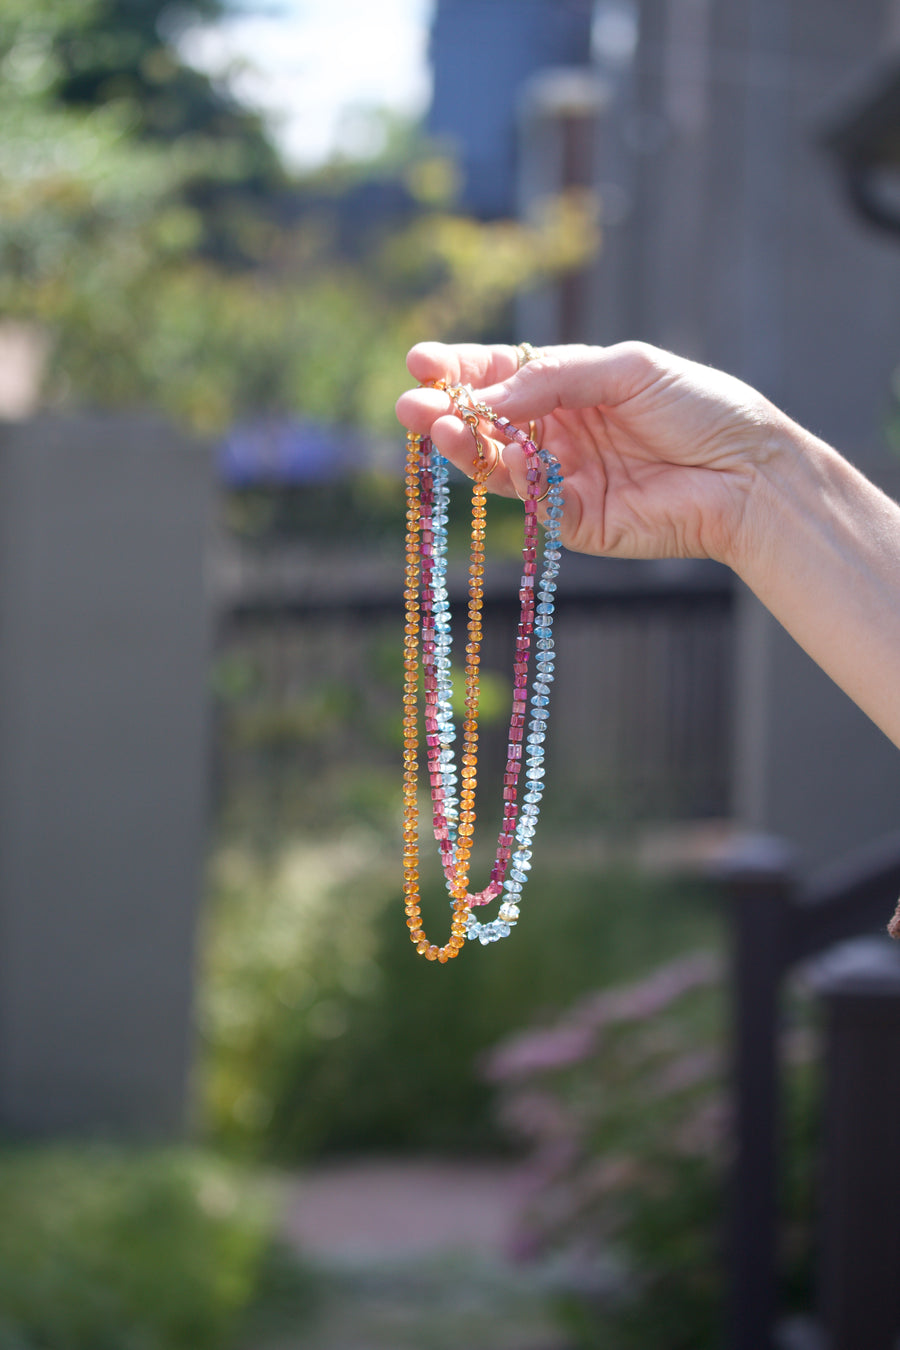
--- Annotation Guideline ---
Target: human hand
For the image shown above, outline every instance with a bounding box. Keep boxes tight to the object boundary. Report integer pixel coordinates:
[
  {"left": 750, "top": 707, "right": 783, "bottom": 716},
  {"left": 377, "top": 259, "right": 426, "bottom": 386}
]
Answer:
[{"left": 395, "top": 340, "right": 785, "bottom": 568}]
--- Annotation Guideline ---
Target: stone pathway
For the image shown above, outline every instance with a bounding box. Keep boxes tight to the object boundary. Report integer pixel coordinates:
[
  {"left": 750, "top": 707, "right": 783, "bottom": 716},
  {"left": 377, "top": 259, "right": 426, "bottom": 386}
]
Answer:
[
  {"left": 272, "top": 1157, "right": 571, "bottom": 1350},
  {"left": 281, "top": 1157, "right": 534, "bottom": 1260}
]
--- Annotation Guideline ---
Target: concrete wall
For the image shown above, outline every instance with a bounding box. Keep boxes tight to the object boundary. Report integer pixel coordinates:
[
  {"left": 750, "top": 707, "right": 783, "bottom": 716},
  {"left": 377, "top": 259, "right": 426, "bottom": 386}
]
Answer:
[{"left": 0, "top": 415, "right": 212, "bottom": 1136}]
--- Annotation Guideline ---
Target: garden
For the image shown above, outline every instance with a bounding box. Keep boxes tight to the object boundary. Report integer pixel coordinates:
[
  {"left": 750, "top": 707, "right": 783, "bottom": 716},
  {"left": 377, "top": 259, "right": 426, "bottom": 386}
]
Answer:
[{"left": 0, "top": 3, "right": 823, "bottom": 1347}]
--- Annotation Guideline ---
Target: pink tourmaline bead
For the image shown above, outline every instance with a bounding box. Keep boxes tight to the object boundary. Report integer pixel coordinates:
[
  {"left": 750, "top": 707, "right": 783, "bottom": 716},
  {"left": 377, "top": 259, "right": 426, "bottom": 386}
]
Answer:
[
  {"left": 504, "top": 772, "right": 517, "bottom": 787},
  {"left": 510, "top": 726, "right": 523, "bottom": 742},
  {"left": 508, "top": 743, "right": 522, "bottom": 759},
  {"left": 471, "top": 881, "right": 503, "bottom": 906}
]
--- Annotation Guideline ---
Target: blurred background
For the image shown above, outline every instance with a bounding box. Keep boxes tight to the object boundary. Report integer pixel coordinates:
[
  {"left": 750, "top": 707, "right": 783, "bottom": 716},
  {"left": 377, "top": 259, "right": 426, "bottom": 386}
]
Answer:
[{"left": 2, "top": 1, "right": 900, "bottom": 1347}]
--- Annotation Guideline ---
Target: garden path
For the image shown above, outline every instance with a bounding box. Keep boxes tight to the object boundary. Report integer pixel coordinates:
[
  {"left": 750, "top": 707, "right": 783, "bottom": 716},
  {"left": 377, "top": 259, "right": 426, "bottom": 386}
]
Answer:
[
  {"left": 274, "top": 1159, "right": 570, "bottom": 1349},
  {"left": 281, "top": 1156, "right": 534, "bottom": 1260}
]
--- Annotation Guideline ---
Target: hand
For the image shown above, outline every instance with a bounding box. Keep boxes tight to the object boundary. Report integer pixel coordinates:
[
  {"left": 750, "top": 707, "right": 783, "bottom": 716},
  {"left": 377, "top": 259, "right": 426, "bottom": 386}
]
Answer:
[{"left": 395, "top": 340, "right": 784, "bottom": 568}]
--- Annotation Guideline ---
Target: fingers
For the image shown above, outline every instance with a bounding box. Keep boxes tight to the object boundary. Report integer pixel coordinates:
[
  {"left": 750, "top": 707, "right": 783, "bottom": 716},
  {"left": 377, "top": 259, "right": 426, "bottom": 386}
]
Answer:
[
  {"left": 394, "top": 385, "right": 524, "bottom": 499},
  {"left": 406, "top": 340, "right": 521, "bottom": 391},
  {"left": 472, "top": 341, "right": 667, "bottom": 420},
  {"left": 397, "top": 346, "right": 523, "bottom": 498},
  {"left": 395, "top": 384, "right": 452, "bottom": 436}
]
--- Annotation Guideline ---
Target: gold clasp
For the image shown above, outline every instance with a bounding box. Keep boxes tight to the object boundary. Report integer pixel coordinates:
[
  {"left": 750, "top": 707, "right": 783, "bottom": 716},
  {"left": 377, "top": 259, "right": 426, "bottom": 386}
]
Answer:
[{"left": 449, "top": 384, "right": 489, "bottom": 460}]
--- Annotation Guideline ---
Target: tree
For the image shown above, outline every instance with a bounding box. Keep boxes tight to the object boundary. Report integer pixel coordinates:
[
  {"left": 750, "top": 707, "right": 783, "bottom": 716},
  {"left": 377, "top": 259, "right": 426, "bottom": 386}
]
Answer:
[{"left": 0, "top": 1, "right": 599, "bottom": 434}]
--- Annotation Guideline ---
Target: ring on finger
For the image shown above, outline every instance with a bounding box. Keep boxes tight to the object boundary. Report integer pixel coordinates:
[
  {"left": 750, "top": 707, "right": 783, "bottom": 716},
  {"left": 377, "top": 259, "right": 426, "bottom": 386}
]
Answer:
[{"left": 515, "top": 342, "right": 539, "bottom": 369}]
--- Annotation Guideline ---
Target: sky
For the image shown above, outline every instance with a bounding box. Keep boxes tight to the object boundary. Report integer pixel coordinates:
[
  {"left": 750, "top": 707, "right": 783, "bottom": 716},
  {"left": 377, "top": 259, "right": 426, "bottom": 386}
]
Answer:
[{"left": 178, "top": 0, "right": 435, "bottom": 169}]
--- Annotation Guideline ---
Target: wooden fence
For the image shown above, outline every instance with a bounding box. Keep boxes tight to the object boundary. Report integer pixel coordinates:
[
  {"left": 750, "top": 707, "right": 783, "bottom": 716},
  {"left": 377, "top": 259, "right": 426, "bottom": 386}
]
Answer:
[{"left": 213, "top": 544, "right": 735, "bottom": 830}]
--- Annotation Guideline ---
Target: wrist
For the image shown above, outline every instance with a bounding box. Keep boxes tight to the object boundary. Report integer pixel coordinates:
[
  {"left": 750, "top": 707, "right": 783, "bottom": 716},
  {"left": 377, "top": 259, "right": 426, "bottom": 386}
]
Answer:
[{"left": 718, "top": 410, "right": 828, "bottom": 583}]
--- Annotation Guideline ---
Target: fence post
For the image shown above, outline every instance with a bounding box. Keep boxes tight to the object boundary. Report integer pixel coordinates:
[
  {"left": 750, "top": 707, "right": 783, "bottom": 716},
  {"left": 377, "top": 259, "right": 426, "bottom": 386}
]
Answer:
[
  {"left": 808, "top": 938, "right": 900, "bottom": 1350},
  {"left": 713, "top": 834, "right": 796, "bottom": 1350}
]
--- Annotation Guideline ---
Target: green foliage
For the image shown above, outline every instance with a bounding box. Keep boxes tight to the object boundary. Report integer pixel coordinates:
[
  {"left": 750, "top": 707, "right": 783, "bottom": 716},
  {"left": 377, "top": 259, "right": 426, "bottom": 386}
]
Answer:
[
  {"left": 199, "top": 828, "right": 722, "bottom": 1161},
  {"left": 0, "top": 1145, "right": 317, "bottom": 1350},
  {"left": 479, "top": 961, "right": 821, "bottom": 1350},
  {"left": 483, "top": 955, "right": 726, "bottom": 1349},
  {"left": 0, "top": 2, "right": 599, "bottom": 434}
]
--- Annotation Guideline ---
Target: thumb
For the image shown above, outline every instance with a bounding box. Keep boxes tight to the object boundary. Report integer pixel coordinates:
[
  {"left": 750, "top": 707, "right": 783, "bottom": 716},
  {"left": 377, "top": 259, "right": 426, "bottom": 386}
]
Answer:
[{"left": 474, "top": 342, "right": 664, "bottom": 422}]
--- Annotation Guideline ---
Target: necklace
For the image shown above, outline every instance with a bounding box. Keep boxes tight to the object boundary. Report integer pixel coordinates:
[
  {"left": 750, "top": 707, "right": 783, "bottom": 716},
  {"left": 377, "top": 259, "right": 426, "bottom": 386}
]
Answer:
[{"left": 402, "top": 386, "right": 564, "bottom": 961}]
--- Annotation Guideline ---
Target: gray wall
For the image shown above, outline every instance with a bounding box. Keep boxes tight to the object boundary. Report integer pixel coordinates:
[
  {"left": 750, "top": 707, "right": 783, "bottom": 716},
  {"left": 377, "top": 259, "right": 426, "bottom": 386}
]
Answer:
[
  {"left": 0, "top": 415, "right": 212, "bottom": 1136},
  {"left": 517, "top": 0, "right": 900, "bottom": 871}
]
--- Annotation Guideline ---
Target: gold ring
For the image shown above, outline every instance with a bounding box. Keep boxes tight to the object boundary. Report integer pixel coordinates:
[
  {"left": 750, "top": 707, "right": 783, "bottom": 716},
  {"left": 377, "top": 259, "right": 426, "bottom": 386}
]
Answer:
[
  {"left": 516, "top": 342, "right": 538, "bottom": 370},
  {"left": 514, "top": 460, "right": 551, "bottom": 504},
  {"left": 515, "top": 482, "right": 551, "bottom": 504}
]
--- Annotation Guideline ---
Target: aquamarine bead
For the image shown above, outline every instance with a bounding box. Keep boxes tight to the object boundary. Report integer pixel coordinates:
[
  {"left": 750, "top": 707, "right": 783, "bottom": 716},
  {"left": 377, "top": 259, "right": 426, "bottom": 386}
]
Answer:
[{"left": 428, "top": 441, "right": 564, "bottom": 947}]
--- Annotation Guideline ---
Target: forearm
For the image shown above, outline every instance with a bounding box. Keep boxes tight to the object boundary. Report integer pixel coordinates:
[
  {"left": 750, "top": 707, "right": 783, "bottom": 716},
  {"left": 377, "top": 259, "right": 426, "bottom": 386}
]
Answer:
[{"left": 733, "top": 418, "right": 900, "bottom": 748}]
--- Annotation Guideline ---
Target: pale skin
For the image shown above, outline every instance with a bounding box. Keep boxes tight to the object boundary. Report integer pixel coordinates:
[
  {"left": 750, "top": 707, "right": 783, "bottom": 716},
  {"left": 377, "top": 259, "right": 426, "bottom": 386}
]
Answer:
[{"left": 396, "top": 340, "right": 900, "bottom": 750}]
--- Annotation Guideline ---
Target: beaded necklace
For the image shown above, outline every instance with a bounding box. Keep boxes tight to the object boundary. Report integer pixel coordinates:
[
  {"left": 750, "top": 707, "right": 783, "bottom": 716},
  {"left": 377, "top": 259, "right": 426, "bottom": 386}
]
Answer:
[{"left": 402, "top": 385, "right": 564, "bottom": 962}]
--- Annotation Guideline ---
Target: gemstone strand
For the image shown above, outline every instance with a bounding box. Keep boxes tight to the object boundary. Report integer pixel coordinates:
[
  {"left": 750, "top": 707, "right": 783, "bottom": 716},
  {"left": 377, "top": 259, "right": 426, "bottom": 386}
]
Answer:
[
  {"left": 403, "top": 398, "right": 564, "bottom": 959},
  {"left": 402, "top": 430, "right": 470, "bottom": 962}
]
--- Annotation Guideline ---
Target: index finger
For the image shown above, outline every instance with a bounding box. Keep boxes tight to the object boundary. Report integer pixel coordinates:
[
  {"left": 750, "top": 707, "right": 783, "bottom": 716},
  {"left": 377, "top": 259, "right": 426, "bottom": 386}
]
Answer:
[{"left": 406, "top": 341, "right": 521, "bottom": 389}]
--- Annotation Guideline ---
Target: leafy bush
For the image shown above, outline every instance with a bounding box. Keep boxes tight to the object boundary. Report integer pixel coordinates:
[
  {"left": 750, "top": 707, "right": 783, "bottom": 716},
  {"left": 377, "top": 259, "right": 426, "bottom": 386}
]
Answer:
[
  {"left": 480, "top": 956, "right": 819, "bottom": 1350},
  {"left": 0, "top": 1146, "right": 316, "bottom": 1350},
  {"left": 199, "top": 826, "right": 723, "bottom": 1160}
]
